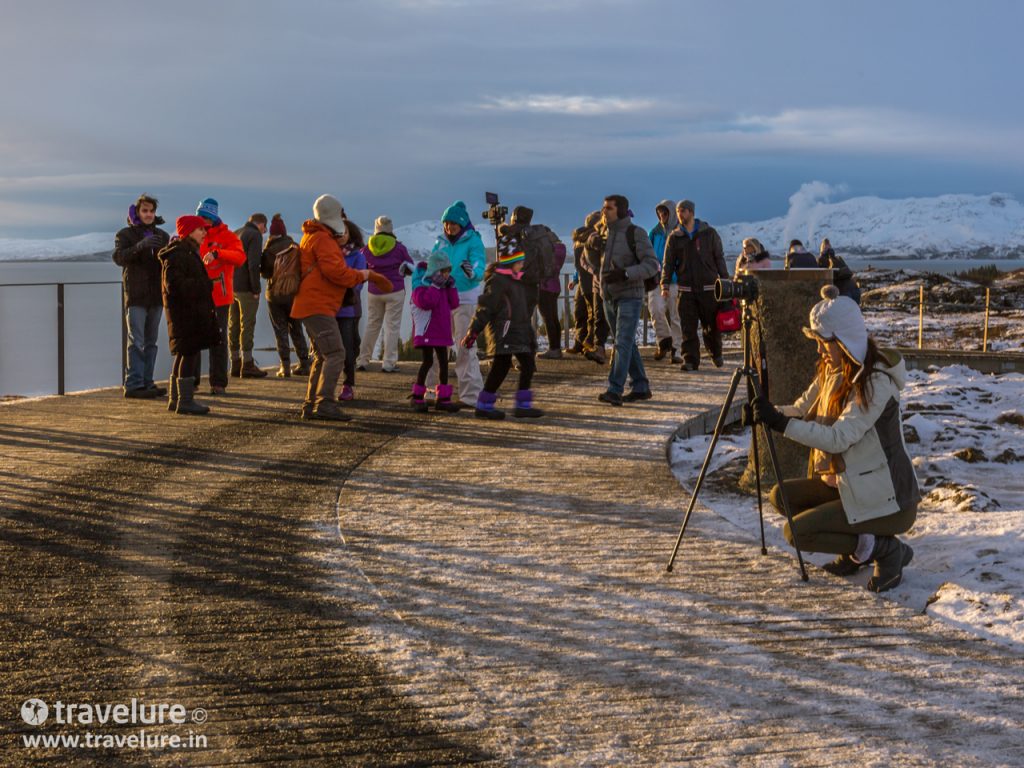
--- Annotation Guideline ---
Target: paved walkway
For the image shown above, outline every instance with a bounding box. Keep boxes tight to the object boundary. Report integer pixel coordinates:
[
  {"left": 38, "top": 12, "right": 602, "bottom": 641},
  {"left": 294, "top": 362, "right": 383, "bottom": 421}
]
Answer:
[{"left": 1, "top": 354, "right": 1021, "bottom": 766}]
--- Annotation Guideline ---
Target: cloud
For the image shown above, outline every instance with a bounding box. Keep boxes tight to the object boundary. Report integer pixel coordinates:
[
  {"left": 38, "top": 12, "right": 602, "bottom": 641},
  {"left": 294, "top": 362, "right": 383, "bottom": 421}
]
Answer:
[{"left": 479, "top": 94, "right": 658, "bottom": 116}]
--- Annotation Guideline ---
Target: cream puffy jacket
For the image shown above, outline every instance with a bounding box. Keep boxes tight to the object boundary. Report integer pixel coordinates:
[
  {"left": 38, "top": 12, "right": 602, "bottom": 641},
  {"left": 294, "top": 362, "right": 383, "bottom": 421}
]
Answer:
[{"left": 781, "top": 352, "right": 921, "bottom": 524}]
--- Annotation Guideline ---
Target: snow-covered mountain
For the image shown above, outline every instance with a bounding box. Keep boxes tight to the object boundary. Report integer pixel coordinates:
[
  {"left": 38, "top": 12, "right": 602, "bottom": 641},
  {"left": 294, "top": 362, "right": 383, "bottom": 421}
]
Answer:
[
  {"left": 2, "top": 187, "right": 1022, "bottom": 261},
  {"left": 716, "top": 188, "right": 1024, "bottom": 260}
]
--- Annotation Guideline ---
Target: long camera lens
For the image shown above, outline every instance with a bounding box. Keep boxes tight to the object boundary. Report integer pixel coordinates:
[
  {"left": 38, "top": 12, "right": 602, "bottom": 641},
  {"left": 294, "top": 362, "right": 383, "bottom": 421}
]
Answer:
[{"left": 714, "top": 275, "right": 758, "bottom": 302}]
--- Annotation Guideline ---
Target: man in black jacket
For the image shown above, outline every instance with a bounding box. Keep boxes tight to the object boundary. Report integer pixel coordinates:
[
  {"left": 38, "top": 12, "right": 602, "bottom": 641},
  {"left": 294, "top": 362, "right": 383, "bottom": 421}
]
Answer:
[
  {"left": 230, "top": 213, "right": 269, "bottom": 377},
  {"left": 661, "top": 200, "right": 729, "bottom": 371},
  {"left": 112, "top": 194, "right": 170, "bottom": 398}
]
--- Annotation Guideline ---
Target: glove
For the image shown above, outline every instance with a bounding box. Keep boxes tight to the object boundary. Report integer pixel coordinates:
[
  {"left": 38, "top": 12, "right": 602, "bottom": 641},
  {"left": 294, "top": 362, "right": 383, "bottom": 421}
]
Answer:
[
  {"left": 752, "top": 396, "right": 790, "bottom": 432},
  {"left": 398, "top": 262, "right": 413, "bottom": 277},
  {"left": 462, "top": 331, "right": 478, "bottom": 349},
  {"left": 604, "top": 267, "right": 628, "bottom": 284},
  {"left": 460, "top": 260, "right": 474, "bottom": 279},
  {"left": 367, "top": 270, "right": 393, "bottom": 292},
  {"left": 136, "top": 234, "right": 162, "bottom": 252}
]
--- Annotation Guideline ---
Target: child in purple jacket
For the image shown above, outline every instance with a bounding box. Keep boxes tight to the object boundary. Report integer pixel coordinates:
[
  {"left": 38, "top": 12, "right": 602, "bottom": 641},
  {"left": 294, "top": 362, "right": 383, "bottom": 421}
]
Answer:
[
  {"left": 335, "top": 221, "right": 367, "bottom": 401},
  {"left": 410, "top": 251, "right": 460, "bottom": 412}
]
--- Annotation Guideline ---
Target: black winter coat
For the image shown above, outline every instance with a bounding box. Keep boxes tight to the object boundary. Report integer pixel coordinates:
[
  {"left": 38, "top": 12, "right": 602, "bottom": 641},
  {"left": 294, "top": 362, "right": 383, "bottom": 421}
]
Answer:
[
  {"left": 159, "top": 239, "right": 221, "bottom": 356},
  {"left": 233, "top": 221, "right": 263, "bottom": 294},
  {"left": 469, "top": 264, "right": 537, "bottom": 357},
  {"left": 260, "top": 234, "right": 298, "bottom": 305},
  {"left": 112, "top": 219, "right": 170, "bottom": 308},
  {"left": 662, "top": 221, "right": 728, "bottom": 292}
]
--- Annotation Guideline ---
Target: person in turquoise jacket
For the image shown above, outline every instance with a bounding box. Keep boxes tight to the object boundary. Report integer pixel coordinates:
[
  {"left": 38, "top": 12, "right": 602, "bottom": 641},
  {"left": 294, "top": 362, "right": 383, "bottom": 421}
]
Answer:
[
  {"left": 647, "top": 199, "right": 682, "bottom": 363},
  {"left": 428, "top": 200, "right": 486, "bottom": 406}
]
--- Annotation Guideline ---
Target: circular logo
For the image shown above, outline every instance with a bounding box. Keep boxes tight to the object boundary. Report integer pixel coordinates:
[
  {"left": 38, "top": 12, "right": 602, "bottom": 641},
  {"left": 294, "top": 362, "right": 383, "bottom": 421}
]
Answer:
[
  {"left": 191, "top": 708, "right": 208, "bottom": 724},
  {"left": 21, "top": 699, "right": 49, "bottom": 726}
]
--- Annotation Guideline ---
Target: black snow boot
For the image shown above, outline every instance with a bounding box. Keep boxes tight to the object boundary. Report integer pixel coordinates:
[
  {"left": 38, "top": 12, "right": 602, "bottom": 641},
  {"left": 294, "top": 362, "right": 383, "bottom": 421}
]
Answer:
[
  {"left": 867, "top": 536, "right": 914, "bottom": 593},
  {"left": 654, "top": 337, "right": 672, "bottom": 361},
  {"left": 822, "top": 554, "right": 871, "bottom": 577}
]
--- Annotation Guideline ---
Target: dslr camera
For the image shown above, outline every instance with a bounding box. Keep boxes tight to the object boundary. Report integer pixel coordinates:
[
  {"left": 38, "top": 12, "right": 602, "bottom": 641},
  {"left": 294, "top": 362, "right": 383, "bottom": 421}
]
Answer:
[
  {"left": 715, "top": 274, "right": 759, "bottom": 303},
  {"left": 481, "top": 192, "right": 508, "bottom": 227}
]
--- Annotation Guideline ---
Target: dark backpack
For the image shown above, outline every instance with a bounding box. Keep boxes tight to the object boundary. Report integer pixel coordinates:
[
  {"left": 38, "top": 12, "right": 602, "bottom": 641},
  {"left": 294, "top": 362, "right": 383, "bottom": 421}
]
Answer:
[
  {"left": 624, "top": 225, "right": 660, "bottom": 292},
  {"left": 268, "top": 243, "right": 303, "bottom": 301},
  {"left": 520, "top": 224, "right": 562, "bottom": 285}
]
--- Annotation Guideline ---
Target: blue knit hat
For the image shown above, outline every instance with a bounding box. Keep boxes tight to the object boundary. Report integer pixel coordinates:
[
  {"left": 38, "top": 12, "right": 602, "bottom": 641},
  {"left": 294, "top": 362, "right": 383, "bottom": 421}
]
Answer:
[
  {"left": 196, "top": 197, "right": 221, "bottom": 226},
  {"left": 424, "top": 251, "right": 451, "bottom": 278},
  {"left": 441, "top": 200, "right": 470, "bottom": 228}
]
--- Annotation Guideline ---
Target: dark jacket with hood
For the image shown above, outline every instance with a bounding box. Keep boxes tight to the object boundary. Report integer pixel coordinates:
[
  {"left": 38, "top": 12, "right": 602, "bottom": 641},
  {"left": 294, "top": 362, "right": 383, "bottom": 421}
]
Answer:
[
  {"left": 469, "top": 263, "right": 537, "bottom": 357},
  {"left": 233, "top": 221, "right": 264, "bottom": 295},
  {"left": 112, "top": 206, "right": 170, "bottom": 308},
  {"left": 662, "top": 220, "right": 728, "bottom": 292},
  {"left": 818, "top": 248, "right": 861, "bottom": 302},
  {"left": 159, "top": 238, "right": 221, "bottom": 356},
  {"left": 260, "top": 234, "right": 299, "bottom": 305}
]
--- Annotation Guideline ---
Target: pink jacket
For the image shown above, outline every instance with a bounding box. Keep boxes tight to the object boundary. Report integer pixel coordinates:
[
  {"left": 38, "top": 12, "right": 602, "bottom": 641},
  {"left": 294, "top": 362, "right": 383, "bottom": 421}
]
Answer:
[{"left": 411, "top": 281, "right": 460, "bottom": 347}]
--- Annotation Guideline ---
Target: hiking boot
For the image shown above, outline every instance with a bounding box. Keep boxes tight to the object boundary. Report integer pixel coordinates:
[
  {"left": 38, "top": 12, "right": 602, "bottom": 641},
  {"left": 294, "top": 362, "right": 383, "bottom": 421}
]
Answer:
[
  {"left": 435, "top": 383, "right": 461, "bottom": 412},
  {"left": 241, "top": 361, "right": 268, "bottom": 378},
  {"left": 166, "top": 378, "right": 179, "bottom": 412},
  {"left": 209, "top": 385, "right": 226, "bottom": 395},
  {"left": 339, "top": 384, "right": 354, "bottom": 401},
  {"left": 867, "top": 537, "right": 914, "bottom": 593},
  {"left": 567, "top": 341, "right": 585, "bottom": 355},
  {"left": 538, "top": 348, "right": 563, "bottom": 360},
  {"left": 513, "top": 389, "right": 544, "bottom": 418},
  {"left": 598, "top": 391, "right": 623, "bottom": 407},
  {"left": 585, "top": 348, "right": 607, "bottom": 365},
  {"left": 654, "top": 338, "right": 672, "bottom": 361},
  {"left": 231, "top": 358, "right": 242, "bottom": 378},
  {"left": 299, "top": 402, "right": 314, "bottom": 420},
  {"left": 671, "top": 351, "right": 683, "bottom": 364},
  {"left": 175, "top": 378, "right": 210, "bottom": 416},
  {"left": 410, "top": 383, "right": 430, "bottom": 413},
  {"left": 276, "top": 361, "right": 291, "bottom": 377},
  {"left": 681, "top": 362, "right": 698, "bottom": 372},
  {"left": 312, "top": 400, "right": 352, "bottom": 422},
  {"left": 712, "top": 355, "right": 725, "bottom": 368},
  {"left": 474, "top": 390, "right": 505, "bottom": 420},
  {"left": 124, "top": 386, "right": 159, "bottom": 399},
  {"left": 292, "top": 358, "right": 311, "bottom": 377},
  {"left": 623, "top": 390, "right": 653, "bottom": 402},
  {"left": 147, "top": 384, "right": 167, "bottom": 397},
  {"left": 822, "top": 554, "right": 870, "bottom": 577},
  {"left": 381, "top": 365, "right": 400, "bottom": 373}
]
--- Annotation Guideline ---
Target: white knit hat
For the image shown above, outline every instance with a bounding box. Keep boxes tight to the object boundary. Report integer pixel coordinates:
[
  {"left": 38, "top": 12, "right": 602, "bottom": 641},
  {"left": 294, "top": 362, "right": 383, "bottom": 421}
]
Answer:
[
  {"left": 373, "top": 215, "right": 394, "bottom": 235},
  {"left": 313, "top": 194, "right": 346, "bottom": 236},
  {"left": 803, "top": 285, "right": 868, "bottom": 365}
]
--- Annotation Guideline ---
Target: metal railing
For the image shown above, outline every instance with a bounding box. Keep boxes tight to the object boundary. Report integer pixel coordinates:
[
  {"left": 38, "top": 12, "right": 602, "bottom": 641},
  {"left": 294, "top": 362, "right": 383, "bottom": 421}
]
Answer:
[{"left": 0, "top": 280, "right": 124, "bottom": 396}]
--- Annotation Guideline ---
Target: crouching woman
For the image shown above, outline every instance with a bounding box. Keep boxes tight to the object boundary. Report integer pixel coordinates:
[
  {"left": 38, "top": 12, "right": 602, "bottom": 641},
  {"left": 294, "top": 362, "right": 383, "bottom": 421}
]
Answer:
[
  {"left": 159, "top": 216, "right": 222, "bottom": 415},
  {"left": 753, "top": 285, "right": 921, "bottom": 592}
]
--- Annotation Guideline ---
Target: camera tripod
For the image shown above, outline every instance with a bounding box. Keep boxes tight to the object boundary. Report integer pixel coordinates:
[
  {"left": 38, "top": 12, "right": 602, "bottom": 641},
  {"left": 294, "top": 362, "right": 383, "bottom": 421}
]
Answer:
[{"left": 666, "top": 300, "right": 809, "bottom": 580}]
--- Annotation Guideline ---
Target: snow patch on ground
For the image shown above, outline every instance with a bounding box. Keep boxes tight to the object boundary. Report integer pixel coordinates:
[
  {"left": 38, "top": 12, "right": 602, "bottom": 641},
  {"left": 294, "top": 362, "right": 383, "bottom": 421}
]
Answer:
[{"left": 670, "top": 364, "right": 1024, "bottom": 649}]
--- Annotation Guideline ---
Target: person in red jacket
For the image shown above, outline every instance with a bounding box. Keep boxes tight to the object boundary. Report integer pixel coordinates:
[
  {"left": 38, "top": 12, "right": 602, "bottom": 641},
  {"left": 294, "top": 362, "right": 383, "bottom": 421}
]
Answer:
[
  {"left": 291, "top": 194, "right": 391, "bottom": 421},
  {"left": 196, "top": 198, "right": 246, "bottom": 394}
]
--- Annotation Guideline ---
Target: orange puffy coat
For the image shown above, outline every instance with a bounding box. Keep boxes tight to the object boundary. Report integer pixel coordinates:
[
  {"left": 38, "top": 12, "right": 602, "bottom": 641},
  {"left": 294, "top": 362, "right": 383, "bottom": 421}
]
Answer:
[
  {"left": 200, "top": 222, "right": 247, "bottom": 307},
  {"left": 290, "top": 221, "right": 366, "bottom": 319}
]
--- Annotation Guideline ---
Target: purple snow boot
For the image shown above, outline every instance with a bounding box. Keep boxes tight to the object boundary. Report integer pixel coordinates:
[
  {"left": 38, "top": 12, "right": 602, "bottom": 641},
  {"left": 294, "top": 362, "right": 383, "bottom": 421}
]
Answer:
[
  {"left": 435, "top": 383, "right": 461, "bottom": 413},
  {"left": 474, "top": 390, "right": 505, "bottom": 420},
  {"left": 513, "top": 389, "right": 544, "bottom": 418},
  {"left": 410, "top": 383, "right": 430, "bottom": 413}
]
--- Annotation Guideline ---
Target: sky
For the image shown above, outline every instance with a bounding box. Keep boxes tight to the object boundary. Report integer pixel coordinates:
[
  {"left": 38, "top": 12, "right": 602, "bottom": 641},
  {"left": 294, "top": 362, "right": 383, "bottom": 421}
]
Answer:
[{"left": 1, "top": 0, "right": 1022, "bottom": 238}]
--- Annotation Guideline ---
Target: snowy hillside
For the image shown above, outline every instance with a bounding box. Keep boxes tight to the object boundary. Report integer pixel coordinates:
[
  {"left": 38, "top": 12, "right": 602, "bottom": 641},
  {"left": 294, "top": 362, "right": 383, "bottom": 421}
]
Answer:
[
  {"left": 0, "top": 232, "right": 113, "bottom": 261},
  {"left": 717, "top": 186, "right": 1024, "bottom": 259},
  {"left": 393, "top": 220, "right": 496, "bottom": 259}
]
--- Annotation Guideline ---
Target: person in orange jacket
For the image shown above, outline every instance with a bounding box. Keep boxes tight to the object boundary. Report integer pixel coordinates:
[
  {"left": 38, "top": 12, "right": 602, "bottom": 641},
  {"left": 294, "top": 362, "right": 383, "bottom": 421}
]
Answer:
[
  {"left": 196, "top": 198, "right": 246, "bottom": 394},
  {"left": 291, "top": 194, "right": 391, "bottom": 421}
]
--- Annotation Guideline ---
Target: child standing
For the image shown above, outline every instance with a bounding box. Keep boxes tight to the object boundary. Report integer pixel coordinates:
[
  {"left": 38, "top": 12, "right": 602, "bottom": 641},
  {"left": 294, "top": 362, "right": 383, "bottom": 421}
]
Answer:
[
  {"left": 462, "top": 223, "right": 543, "bottom": 420},
  {"left": 410, "top": 252, "right": 460, "bottom": 413},
  {"left": 335, "top": 220, "right": 367, "bottom": 401}
]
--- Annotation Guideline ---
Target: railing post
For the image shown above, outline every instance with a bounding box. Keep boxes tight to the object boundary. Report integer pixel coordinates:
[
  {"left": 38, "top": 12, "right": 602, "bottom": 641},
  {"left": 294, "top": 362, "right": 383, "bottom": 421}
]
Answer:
[
  {"left": 983, "top": 287, "right": 991, "bottom": 352},
  {"left": 57, "top": 283, "right": 66, "bottom": 396},
  {"left": 917, "top": 284, "right": 924, "bottom": 350}
]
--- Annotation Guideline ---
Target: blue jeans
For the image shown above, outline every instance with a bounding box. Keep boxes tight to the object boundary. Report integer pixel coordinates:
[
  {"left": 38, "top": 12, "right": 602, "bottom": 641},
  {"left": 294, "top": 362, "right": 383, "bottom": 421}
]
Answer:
[
  {"left": 603, "top": 296, "right": 649, "bottom": 396},
  {"left": 124, "top": 304, "right": 162, "bottom": 390}
]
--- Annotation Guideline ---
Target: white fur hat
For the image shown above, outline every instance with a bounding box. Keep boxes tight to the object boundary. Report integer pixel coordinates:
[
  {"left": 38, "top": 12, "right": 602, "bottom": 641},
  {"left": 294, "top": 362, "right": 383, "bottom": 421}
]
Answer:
[
  {"left": 313, "top": 194, "right": 346, "bottom": 236},
  {"left": 374, "top": 215, "right": 394, "bottom": 235},
  {"left": 803, "top": 284, "right": 868, "bottom": 365}
]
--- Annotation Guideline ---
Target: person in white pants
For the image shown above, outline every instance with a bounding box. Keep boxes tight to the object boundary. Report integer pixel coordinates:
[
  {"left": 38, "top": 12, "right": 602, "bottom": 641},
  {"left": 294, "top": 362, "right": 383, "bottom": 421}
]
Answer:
[
  {"left": 425, "top": 201, "right": 486, "bottom": 405},
  {"left": 648, "top": 201, "right": 683, "bottom": 362},
  {"left": 357, "top": 216, "right": 413, "bottom": 372}
]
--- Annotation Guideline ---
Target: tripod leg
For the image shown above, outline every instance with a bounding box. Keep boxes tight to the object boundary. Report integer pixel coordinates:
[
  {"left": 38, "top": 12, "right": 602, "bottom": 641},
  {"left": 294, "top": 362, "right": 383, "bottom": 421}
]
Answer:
[
  {"left": 750, "top": 419, "right": 768, "bottom": 555},
  {"left": 666, "top": 368, "right": 742, "bottom": 572}
]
